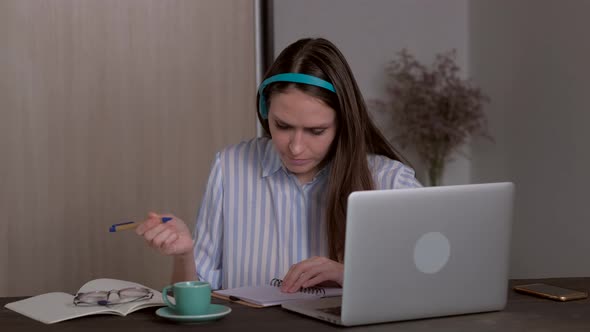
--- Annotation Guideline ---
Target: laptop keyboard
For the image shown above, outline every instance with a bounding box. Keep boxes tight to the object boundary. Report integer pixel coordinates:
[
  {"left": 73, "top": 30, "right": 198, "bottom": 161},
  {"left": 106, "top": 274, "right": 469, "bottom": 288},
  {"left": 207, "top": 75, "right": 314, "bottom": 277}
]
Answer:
[{"left": 318, "top": 306, "right": 342, "bottom": 316}]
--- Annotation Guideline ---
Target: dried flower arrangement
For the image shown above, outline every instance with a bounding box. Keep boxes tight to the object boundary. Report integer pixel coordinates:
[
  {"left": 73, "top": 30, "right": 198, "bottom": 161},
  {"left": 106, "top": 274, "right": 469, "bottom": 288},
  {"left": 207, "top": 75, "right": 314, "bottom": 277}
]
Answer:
[{"left": 373, "top": 49, "right": 491, "bottom": 186}]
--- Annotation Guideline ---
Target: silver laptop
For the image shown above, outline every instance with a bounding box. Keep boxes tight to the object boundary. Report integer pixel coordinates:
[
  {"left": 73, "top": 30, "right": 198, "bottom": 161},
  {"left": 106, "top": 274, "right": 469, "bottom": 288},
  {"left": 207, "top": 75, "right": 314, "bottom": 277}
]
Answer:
[{"left": 282, "top": 182, "right": 514, "bottom": 326}]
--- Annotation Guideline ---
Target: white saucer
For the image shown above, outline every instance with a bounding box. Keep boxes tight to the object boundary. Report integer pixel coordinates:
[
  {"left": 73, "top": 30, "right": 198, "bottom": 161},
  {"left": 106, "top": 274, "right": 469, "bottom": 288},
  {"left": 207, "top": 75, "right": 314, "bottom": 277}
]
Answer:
[{"left": 156, "top": 304, "right": 231, "bottom": 323}]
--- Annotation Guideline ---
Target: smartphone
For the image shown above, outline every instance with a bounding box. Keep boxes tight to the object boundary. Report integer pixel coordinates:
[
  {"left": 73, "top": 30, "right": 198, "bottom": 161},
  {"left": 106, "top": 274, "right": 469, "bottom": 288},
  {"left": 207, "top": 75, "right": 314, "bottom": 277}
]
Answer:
[{"left": 513, "top": 283, "right": 588, "bottom": 302}]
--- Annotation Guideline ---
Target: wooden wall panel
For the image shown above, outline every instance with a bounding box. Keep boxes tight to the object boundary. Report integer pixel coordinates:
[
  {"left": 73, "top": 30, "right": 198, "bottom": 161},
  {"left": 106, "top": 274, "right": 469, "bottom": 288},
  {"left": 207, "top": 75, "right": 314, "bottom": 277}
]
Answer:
[{"left": 0, "top": 0, "right": 256, "bottom": 296}]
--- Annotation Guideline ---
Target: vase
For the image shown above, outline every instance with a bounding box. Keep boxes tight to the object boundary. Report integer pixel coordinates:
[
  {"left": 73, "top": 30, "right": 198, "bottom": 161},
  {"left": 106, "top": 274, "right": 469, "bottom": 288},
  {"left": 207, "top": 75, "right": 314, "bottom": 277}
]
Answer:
[{"left": 428, "top": 160, "right": 444, "bottom": 186}]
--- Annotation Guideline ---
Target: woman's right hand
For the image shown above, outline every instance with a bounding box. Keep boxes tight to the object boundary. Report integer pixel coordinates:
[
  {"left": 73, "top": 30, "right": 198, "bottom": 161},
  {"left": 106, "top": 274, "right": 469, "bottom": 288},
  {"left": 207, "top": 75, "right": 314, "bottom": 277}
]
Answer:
[{"left": 136, "top": 212, "right": 195, "bottom": 256}]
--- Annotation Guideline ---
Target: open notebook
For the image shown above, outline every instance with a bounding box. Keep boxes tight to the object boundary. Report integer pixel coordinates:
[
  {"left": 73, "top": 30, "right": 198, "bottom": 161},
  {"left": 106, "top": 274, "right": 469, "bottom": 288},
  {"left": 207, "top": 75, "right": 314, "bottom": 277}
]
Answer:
[
  {"left": 213, "top": 278, "right": 342, "bottom": 308},
  {"left": 4, "top": 278, "right": 164, "bottom": 324}
]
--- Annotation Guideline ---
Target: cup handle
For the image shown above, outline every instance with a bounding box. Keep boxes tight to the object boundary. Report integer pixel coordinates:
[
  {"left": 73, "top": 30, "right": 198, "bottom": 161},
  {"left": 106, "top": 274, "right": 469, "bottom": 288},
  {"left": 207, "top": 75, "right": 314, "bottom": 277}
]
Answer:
[{"left": 162, "top": 286, "right": 175, "bottom": 310}]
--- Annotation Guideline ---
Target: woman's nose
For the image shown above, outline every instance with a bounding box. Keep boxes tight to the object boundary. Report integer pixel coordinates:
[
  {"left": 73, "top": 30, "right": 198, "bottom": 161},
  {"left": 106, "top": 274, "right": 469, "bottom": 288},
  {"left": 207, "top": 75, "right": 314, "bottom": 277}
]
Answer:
[{"left": 289, "top": 131, "right": 304, "bottom": 155}]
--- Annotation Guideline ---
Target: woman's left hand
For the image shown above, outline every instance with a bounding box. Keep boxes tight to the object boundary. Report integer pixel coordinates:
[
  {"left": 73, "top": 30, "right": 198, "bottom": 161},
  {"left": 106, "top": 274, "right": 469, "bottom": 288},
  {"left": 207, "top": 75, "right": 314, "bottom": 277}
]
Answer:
[{"left": 280, "top": 256, "right": 343, "bottom": 293}]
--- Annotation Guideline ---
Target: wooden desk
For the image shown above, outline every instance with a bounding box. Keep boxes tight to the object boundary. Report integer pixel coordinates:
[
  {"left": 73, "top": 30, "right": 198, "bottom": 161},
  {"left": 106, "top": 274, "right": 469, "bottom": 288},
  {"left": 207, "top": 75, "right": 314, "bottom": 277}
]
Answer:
[{"left": 2, "top": 278, "right": 590, "bottom": 331}]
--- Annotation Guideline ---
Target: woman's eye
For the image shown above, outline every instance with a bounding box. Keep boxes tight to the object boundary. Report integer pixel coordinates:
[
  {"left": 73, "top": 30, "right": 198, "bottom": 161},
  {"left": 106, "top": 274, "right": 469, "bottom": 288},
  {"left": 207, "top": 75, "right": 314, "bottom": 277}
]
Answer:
[
  {"left": 310, "top": 129, "right": 325, "bottom": 136},
  {"left": 275, "top": 122, "right": 289, "bottom": 130}
]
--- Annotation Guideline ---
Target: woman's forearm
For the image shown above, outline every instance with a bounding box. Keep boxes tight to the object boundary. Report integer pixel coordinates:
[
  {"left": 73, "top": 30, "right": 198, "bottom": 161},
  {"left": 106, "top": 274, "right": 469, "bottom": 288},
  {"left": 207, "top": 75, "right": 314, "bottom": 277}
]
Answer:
[{"left": 171, "top": 251, "right": 198, "bottom": 283}]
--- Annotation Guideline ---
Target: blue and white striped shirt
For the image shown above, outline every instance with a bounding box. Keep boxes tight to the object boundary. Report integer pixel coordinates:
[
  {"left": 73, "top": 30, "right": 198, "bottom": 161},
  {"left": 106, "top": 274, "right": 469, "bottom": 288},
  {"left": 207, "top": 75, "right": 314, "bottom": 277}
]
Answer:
[{"left": 193, "top": 137, "right": 421, "bottom": 289}]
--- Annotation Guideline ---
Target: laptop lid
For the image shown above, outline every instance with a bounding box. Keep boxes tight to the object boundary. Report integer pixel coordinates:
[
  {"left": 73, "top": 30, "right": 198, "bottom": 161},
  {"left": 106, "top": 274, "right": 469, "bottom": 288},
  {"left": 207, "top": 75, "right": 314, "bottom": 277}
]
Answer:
[{"left": 339, "top": 182, "right": 514, "bottom": 326}]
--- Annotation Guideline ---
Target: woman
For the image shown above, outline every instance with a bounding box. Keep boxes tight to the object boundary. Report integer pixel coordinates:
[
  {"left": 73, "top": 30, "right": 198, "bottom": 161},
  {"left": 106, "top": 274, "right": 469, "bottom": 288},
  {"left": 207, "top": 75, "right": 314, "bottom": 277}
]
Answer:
[{"left": 136, "top": 38, "right": 421, "bottom": 292}]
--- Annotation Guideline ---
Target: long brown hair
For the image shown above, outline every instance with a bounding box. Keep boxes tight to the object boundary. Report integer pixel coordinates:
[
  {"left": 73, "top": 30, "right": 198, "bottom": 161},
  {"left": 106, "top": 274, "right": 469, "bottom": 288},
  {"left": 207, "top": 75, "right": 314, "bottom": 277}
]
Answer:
[{"left": 257, "top": 38, "right": 408, "bottom": 262}]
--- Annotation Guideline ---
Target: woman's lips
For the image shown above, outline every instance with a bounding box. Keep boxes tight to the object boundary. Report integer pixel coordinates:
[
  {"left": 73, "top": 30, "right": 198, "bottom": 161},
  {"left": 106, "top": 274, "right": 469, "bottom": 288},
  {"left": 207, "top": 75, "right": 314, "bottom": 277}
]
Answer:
[{"left": 289, "top": 158, "right": 310, "bottom": 166}]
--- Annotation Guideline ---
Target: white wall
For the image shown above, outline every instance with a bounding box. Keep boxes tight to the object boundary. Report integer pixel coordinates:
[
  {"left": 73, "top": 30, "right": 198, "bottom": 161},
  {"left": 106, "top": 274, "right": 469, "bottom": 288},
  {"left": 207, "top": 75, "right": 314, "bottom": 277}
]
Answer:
[
  {"left": 273, "top": 0, "right": 590, "bottom": 278},
  {"left": 272, "top": 0, "right": 470, "bottom": 185},
  {"left": 470, "top": 1, "right": 590, "bottom": 278}
]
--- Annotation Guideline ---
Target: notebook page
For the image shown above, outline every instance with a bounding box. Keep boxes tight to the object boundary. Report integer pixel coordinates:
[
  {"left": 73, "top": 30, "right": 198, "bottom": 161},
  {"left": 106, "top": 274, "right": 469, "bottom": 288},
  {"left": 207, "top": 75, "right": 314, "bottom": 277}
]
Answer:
[{"left": 4, "top": 292, "right": 118, "bottom": 324}]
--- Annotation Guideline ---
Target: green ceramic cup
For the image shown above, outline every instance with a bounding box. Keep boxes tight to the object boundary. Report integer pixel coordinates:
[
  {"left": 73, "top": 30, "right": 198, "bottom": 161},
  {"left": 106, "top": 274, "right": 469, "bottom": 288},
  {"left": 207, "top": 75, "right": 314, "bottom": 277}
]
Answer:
[{"left": 162, "top": 281, "right": 211, "bottom": 316}]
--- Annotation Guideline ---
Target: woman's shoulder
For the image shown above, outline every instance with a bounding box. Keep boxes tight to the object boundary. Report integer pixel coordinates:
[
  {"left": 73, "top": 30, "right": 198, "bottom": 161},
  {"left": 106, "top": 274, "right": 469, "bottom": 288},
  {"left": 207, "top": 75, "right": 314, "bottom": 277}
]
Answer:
[
  {"left": 213, "top": 137, "right": 272, "bottom": 168},
  {"left": 368, "top": 154, "right": 422, "bottom": 188},
  {"left": 216, "top": 137, "right": 270, "bottom": 156},
  {"left": 367, "top": 154, "right": 413, "bottom": 173}
]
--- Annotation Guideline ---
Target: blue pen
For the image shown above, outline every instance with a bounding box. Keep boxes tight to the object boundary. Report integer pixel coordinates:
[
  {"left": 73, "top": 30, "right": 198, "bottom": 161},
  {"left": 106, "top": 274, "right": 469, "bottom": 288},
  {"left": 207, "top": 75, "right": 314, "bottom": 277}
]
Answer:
[{"left": 109, "top": 217, "right": 173, "bottom": 232}]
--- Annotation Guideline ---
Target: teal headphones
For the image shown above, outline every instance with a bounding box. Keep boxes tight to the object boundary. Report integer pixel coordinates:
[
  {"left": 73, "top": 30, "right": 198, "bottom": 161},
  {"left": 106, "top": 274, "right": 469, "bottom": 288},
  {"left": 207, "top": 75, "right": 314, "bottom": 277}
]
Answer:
[{"left": 257, "top": 73, "right": 337, "bottom": 119}]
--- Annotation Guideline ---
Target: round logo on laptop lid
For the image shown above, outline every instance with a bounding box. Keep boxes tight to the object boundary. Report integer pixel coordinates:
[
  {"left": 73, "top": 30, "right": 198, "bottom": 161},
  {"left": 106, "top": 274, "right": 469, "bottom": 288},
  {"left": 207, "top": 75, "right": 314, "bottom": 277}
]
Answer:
[{"left": 413, "top": 232, "right": 451, "bottom": 274}]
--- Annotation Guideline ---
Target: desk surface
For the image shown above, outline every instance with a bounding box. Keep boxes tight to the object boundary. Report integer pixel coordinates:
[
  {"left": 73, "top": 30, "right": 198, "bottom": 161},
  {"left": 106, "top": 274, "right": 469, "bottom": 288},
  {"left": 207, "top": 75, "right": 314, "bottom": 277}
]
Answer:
[{"left": 2, "top": 278, "right": 590, "bottom": 331}]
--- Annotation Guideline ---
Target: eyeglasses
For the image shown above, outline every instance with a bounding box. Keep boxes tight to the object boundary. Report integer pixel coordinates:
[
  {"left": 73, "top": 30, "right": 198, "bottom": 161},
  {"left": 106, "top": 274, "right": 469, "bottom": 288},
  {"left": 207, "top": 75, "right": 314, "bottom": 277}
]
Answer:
[{"left": 73, "top": 287, "right": 153, "bottom": 306}]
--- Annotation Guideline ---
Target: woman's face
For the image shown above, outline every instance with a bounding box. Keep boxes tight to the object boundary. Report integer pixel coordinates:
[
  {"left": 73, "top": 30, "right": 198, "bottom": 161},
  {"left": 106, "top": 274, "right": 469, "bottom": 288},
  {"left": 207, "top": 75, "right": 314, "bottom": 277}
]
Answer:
[{"left": 268, "top": 88, "right": 337, "bottom": 184}]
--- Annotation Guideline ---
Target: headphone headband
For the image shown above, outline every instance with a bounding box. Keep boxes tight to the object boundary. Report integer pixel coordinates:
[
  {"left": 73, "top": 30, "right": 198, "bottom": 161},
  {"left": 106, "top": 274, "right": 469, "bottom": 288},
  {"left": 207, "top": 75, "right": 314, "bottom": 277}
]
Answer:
[{"left": 257, "top": 73, "right": 336, "bottom": 119}]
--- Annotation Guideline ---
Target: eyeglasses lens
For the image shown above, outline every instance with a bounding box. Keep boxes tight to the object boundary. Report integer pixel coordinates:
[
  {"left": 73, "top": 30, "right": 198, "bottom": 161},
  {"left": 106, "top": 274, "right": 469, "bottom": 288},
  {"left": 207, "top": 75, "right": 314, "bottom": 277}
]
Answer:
[
  {"left": 78, "top": 291, "right": 110, "bottom": 305},
  {"left": 75, "top": 288, "right": 151, "bottom": 305},
  {"left": 119, "top": 288, "right": 151, "bottom": 299}
]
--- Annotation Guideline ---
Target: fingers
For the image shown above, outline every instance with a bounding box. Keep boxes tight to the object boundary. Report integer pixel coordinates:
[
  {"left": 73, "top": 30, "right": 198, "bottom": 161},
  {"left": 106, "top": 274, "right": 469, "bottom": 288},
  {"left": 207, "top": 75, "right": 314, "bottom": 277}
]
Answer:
[
  {"left": 281, "top": 257, "right": 343, "bottom": 293},
  {"left": 163, "top": 233, "right": 179, "bottom": 247},
  {"left": 134, "top": 212, "right": 193, "bottom": 256},
  {"left": 301, "top": 269, "right": 335, "bottom": 289},
  {"left": 161, "top": 234, "right": 181, "bottom": 255},
  {"left": 149, "top": 227, "right": 174, "bottom": 248},
  {"left": 137, "top": 212, "right": 184, "bottom": 235},
  {"left": 135, "top": 212, "right": 162, "bottom": 235},
  {"left": 289, "top": 264, "right": 333, "bottom": 292},
  {"left": 143, "top": 222, "right": 169, "bottom": 243},
  {"left": 281, "top": 257, "right": 322, "bottom": 292},
  {"left": 162, "top": 236, "right": 195, "bottom": 256}
]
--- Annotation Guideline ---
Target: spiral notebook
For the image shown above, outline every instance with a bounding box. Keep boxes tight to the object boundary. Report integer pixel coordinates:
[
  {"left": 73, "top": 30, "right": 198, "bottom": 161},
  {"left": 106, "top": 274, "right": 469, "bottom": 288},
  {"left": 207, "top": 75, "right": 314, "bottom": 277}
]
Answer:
[{"left": 212, "top": 278, "right": 342, "bottom": 308}]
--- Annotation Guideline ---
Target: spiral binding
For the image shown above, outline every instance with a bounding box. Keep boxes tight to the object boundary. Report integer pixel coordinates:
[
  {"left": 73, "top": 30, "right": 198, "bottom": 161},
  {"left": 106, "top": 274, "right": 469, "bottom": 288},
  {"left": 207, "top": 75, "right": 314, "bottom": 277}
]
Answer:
[{"left": 270, "top": 278, "right": 326, "bottom": 296}]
